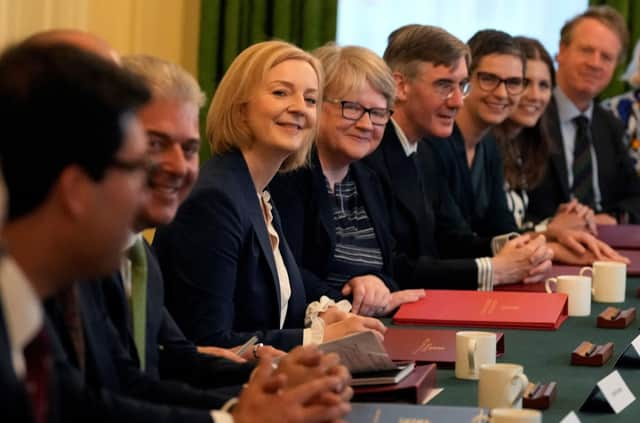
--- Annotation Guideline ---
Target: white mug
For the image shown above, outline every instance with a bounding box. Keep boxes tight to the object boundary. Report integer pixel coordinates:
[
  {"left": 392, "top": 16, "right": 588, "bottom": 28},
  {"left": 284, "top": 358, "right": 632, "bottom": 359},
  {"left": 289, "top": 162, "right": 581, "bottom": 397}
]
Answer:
[
  {"left": 580, "top": 261, "right": 626, "bottom": 303},
  {"left": 545, "top": 275, "right": 591, "bottom": 316},
  {"left": 478, "top": 363, "right": 529, "bottom": 409},
  {"left": 455, "top": 331, "right": 496, "bottom": 380},
  {"left": 470, "top": 408, "right": 542, "bottom": 423}
]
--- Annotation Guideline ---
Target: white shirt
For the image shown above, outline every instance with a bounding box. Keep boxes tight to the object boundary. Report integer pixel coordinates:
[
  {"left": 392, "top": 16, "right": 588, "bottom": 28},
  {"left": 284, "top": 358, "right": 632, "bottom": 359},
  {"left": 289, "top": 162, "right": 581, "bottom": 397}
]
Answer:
[
  {"left": 392, "top": 118, "right": 418, "bottom": 157},
  {"left": 120, "top": 232, "right": 141, "bottom": 300},
  {"left": 0, "top": 256, "right": 43, "bottom": 380},
  {"left": 554, "top": 86, "right": 603, "bottom": 211}
]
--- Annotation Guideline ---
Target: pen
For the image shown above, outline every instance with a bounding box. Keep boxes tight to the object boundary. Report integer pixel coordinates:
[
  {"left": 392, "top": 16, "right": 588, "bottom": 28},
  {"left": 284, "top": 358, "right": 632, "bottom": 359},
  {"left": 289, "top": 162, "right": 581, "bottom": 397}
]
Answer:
[{"left": 236, "top": 335, "right": 259, "bottom": 356}]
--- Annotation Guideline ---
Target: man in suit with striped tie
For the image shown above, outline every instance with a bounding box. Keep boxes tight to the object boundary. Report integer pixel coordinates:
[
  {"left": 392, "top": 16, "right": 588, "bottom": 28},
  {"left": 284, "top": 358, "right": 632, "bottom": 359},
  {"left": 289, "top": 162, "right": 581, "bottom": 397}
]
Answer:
[{"left": 527, "top": 5, "right": 640, "bottom": 224}]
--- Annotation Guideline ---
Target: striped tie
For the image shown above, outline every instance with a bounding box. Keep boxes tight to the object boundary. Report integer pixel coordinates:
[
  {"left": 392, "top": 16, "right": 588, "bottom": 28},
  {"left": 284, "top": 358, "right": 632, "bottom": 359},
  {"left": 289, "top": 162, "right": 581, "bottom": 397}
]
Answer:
[{"left": 571, "top": 115, "right": 594, "bottom": 207}]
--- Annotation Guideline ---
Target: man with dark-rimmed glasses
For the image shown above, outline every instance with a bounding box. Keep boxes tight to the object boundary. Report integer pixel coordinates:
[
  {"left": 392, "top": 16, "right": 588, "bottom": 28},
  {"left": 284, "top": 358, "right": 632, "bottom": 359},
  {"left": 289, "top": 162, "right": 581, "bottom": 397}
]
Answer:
[{"left": 365, "top": 25, "right": 552, "bottom": 292}]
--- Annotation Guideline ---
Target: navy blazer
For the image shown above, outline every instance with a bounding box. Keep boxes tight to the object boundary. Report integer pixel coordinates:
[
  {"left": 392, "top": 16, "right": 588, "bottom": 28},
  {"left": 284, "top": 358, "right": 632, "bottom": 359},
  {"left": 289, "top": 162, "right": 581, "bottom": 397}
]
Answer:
[
  {"left": 269, "top": 152, "right": 399, "bottom": 302},
  {"left": 527, "top": 97, "right": 640, "bottom": 223},
  {"left": 426, "top": 125, "right": 519, "bottom": 237},
  {"left": 46, "top": 315, "right": 214, "bottom": 423},
  {"left": 363, "top": 123, "right": 491, "bottom": 290},
  {"left": 100, "top": 240, "right": 254, "bottom": 390},
  {"left": 154, "top": 149, "right": 307, "bottom": 351},
  {"left": 45, "top": 281, "right": 232, "bottom": 414}
]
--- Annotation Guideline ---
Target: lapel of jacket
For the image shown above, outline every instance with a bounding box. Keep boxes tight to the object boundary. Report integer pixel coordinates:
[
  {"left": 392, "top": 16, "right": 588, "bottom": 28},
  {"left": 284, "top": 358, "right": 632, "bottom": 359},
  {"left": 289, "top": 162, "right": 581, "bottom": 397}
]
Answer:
[
  {"left": 231, "top": 151, "right": 282, "bottom": 312},
  {"left": 547, "top": 97, "right": 571, "bottom": 198},
  {"left": 381, "top": 125, "right": 425, "bottom": 221},
  {"left": 309, "top": 151, "right": 336, "bottom": 253},
  {"left": 77, "top": 282, "right": 120, "bottom": 389},
  {"left": 590, "top": 106, "right": 611, "bottom": 187},
  {"left": 270, "top": 205, "right": 306, "bottom": 327},
  {"left": 448, "top": 125, "right": 475, "bottom": 218}
]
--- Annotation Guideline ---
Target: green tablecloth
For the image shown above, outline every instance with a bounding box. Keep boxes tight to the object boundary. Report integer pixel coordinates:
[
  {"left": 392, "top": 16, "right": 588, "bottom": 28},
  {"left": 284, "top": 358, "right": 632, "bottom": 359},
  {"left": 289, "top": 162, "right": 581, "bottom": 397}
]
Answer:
[{"left": 391, "top": 278, "right": 640, "bottom": 422}]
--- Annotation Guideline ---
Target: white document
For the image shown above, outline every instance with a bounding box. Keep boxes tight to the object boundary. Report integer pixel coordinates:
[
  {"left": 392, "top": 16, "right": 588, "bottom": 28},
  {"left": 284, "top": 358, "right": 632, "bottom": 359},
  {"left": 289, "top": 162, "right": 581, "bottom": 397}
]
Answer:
[
  {"left": 318, "top": 330, "right": 396, "bottom": 373},
  {"left": 559, "top": 411, "right": 581, "bottom": 423},
  {"left": 597, "top": 370, "right": 636, "bottom": 414}
]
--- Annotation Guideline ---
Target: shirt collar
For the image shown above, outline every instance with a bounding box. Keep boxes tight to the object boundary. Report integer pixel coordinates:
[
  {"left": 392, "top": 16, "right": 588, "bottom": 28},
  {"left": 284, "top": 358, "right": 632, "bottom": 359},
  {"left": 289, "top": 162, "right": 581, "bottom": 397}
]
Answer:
[
  {"left": 124, "top": 232, "right": 142, "bottom": 251},
  {"left": 0, "top": 255, "right": 43, "bottom": 377},
  {"left": 554, "top": 86, "right": 594, "bottom": 123},
  {"left": 391, "top": 118, "right": 418, "bottom": 157}
]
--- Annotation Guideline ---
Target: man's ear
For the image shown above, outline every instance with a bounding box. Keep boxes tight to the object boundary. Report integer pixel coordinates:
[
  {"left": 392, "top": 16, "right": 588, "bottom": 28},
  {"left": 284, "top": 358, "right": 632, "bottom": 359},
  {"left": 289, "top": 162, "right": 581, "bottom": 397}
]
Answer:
[
  {"left": 54, "top": 165, "right": 94, "bottom": 219},
  {"left": 393, "top": 71, "right": 410, "bottom": 102}
]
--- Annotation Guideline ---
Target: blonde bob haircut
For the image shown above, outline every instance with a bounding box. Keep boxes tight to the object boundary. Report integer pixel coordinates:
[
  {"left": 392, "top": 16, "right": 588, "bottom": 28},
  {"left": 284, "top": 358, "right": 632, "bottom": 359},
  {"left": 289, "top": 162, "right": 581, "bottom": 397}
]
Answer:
[
  {"left": 313, "top": 43, "right": 396, "bottom": 109},
  {"left": 207, "top": 40, "right": 323, "bottom": 172}
]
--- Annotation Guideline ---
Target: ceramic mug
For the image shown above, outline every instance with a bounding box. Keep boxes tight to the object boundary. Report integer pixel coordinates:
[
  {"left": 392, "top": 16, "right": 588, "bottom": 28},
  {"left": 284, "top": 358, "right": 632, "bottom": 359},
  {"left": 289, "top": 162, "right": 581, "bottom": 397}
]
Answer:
[
  {"left": 580, "top": 261, "right": 626, "bottom": 303},
  {"left": 478, "top": 363, "right": 529, "bottom": 409},
  {"left": 545, "top": 275, "right": 591, "bottom": 316},
  {"left": 455, "top": 331, "right": 497, "bottom": 380}
]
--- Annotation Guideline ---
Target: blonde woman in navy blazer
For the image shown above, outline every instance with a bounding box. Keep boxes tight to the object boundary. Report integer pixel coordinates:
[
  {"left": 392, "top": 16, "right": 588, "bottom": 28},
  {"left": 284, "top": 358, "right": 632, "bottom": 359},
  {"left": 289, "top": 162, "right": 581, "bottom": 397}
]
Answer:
[
  {"left": 270, "top": 45, "right": 425, "bottom": 317},
  {"left": 154, "top": 41, "right": 385, "bottom": 351}
]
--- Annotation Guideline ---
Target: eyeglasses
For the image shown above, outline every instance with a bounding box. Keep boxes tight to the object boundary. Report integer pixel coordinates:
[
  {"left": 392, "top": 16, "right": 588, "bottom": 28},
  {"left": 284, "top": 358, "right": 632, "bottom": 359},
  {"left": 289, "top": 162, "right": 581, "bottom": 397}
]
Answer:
[
  {"left": 324, "top": 99, "right": 393, "bottom": 126},
  {"left": 474, "top": 71, "right": 526, "bottom": 95},
  {"left": 432, "top": 79, "right": 471, "bottom": 100}
]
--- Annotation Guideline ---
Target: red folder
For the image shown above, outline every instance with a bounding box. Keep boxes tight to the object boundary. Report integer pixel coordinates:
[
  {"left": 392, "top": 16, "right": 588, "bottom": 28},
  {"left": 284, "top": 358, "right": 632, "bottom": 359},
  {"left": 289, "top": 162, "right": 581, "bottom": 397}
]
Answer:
[
  {"left": 383, "top": 327, "right": 504, "bottom": 368},
  {"left": 352, "top": 364, "right": 437, "bottom": 404},
  {"left": 597, "top": 224, "right": 640, "bottom": 249},
  {"left": 393, "top": 290, "right": 568, "bottom": 330}
]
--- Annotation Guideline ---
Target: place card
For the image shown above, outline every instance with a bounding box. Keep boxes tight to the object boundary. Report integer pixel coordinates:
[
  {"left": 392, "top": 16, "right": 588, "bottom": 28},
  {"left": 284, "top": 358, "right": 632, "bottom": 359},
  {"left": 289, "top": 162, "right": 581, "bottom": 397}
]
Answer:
[{"left": 580, "top": 370, "right": 635, "bottom": 414}]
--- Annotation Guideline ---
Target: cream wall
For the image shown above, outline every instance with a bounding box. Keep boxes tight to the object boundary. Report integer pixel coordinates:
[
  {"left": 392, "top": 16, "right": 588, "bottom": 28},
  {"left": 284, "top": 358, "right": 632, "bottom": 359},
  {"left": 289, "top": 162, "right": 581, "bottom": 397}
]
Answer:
[{"left": 0, "top": 0, "right": 201, "bottom": 76}]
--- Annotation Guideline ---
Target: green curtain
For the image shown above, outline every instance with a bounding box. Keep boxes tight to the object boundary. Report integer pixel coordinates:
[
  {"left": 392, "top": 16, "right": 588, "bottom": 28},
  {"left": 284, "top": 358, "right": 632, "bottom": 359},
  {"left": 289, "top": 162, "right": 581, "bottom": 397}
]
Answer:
[
  {"left": 197, "top": 0, "right": 338, "bottom": 162},
  {"left": 589, "top": 0, "right": 640, "bottom": 99}
]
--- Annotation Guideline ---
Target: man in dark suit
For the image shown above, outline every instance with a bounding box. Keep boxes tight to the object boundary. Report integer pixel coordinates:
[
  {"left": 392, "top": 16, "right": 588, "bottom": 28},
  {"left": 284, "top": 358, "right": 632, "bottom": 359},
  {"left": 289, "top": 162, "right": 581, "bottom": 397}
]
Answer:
[
  {"left": 527, "top": 6, "right": 640, "bottom": 224},
  {"left": 0, "top": 36, "right": 351, "bottom": 423},
  {"left": 104, "top": 54, "right": 261, "bottom": 388},
  {"left": 364, "top": 24, "right": 552, "bottom": 291}
]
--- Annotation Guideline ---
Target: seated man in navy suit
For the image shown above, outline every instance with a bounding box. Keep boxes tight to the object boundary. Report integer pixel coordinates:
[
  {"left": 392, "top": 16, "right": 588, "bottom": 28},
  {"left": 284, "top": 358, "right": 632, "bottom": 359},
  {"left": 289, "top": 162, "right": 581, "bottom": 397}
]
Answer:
[
  {"left": 527, "top": 6, "right": 640, "bottom": 223},
  {"left": 0, "top": 33, "right": 351, "bottom": 423}
]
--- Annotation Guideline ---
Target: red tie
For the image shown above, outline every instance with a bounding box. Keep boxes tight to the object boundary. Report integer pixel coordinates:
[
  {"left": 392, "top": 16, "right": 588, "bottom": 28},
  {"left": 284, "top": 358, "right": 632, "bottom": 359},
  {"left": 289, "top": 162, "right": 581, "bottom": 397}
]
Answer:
[{"left": 24, "top": 328, "right": 50, "bottom": 423}]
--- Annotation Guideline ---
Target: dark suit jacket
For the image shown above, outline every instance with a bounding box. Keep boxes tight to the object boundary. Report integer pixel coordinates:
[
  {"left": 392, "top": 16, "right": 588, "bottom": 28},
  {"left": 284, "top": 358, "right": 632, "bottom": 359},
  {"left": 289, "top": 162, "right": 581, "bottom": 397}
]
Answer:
[
  {"left": 100, "top": 241, "right": 254, "bottom": 390},
  {"left": 426, "top": 126, "right": 519, "bottom": 237},
  {"left": 46, "top": 312, "right": 213, "bottom": 423},
  {"left": 45, "top": 281, "right": 232, "bottom": 414},
  {"left": 154, "top": 149, "right": 307, "bottom": 351},
  {"left": 363, "top": 123, "right": 491, "bottom": 290},
  {"left": 527, "top": 97, "right": 640, "bottom": 223},
  {"left": 269, "top": 152, "right": 399, "bottom": 302},
  {"left": 0, "top": 302, "right": 36, "bottom": 423}
]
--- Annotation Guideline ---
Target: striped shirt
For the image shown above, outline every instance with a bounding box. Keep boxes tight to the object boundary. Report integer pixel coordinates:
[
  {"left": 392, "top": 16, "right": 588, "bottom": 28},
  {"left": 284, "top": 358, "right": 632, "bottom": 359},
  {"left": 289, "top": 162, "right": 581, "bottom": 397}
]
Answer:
[{"left": 325, "top": 171, "right": 383, "bottom": 288}]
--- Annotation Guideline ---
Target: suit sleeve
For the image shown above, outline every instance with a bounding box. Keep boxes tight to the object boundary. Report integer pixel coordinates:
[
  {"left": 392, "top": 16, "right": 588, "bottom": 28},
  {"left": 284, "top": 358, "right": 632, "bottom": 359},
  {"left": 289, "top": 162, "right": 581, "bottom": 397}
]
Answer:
[
  {"left": 158, "top": 308, "right": 255, "bottom": 389},
  {"left": 46, "top": 319, "right": 214, "bottom": 423}
]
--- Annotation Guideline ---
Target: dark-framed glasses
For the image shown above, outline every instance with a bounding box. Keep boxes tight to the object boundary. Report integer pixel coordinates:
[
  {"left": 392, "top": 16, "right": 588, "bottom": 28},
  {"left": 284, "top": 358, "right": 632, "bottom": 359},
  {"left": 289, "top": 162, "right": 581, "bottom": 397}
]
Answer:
[
  {"left": 433, "top": 79, "right": 471, "bottom": 100},
  {"left": 475, "top": 71, "right": 526, "bottom": 95},
  {"left": 324, "top": 99, "right": 393, "bottom": 126}
]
